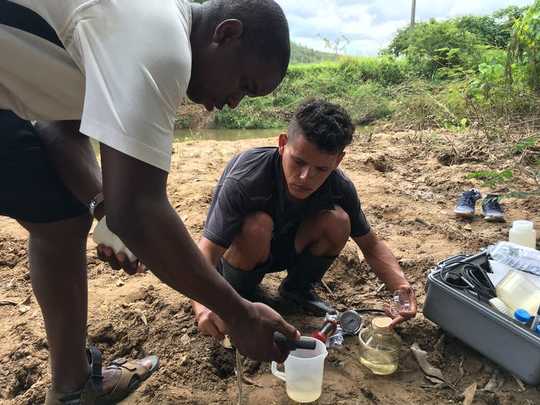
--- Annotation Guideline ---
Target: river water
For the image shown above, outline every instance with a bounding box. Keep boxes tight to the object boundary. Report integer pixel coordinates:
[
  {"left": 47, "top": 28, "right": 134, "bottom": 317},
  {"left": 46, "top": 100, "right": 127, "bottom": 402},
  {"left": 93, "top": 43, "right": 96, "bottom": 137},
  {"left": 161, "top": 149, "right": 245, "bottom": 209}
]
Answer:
[
  {"left": 174, "top": 128, "right": 280, "bottom": 142},
  {"left": 92, "top": 129, "right": 281, "bottom": 155}
]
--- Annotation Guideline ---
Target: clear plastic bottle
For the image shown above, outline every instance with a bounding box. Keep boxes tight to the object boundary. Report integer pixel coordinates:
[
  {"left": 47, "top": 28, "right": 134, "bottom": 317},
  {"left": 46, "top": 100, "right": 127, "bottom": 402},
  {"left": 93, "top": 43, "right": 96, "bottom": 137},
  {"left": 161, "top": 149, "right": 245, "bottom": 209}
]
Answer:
[
  {"left": 327, "top": 325, "right": 344, "bottom": 348},
  {"left": 358, "top": 317, "right": 400, "bottom": 375}
]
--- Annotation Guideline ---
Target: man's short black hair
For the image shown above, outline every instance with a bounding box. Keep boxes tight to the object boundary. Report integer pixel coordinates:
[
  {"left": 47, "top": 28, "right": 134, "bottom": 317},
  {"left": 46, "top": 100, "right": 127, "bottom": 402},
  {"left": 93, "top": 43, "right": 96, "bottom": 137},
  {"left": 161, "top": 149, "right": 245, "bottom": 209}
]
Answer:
[
  {"left": 205, "top": 0, "right": 290, "bottom": 79},
  {"left": 289, "top": 100, "right": 355, "bottom": 154}
]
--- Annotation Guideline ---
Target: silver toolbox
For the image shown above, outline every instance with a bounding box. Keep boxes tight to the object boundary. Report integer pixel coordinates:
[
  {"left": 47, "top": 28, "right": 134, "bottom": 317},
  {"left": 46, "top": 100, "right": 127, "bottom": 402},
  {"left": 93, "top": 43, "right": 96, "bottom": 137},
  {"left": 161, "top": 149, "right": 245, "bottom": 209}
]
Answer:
[{"left": 424, "top": 254, "right": 540, "bottom": 385}]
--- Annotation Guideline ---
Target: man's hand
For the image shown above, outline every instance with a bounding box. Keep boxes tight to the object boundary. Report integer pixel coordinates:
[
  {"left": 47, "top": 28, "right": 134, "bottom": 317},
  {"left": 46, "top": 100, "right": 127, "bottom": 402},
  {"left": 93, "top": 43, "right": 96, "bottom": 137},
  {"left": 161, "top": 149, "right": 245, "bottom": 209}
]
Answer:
[
  {"left": 195, "top": 306, "right": 227, "bottom": 340},
  {"left": 93, "top": 216, "right": 145, "bottom": 275},
  {"left": 385, "top": 286, "right": 417, "bottom": 327},
  {"left": 354, "top": 232, "right": 416, "bottom": 327},
  {"left": 96, "top": 245, "right": 145, "bottom": 275},
  {"left": 227, "top": 300, "right": 300, "bottom": 363}
]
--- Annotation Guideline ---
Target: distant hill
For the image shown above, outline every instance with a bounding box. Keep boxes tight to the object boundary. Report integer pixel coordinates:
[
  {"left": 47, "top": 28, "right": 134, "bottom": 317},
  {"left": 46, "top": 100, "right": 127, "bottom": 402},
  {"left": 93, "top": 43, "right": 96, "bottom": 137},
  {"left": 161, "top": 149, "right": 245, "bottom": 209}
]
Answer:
[{"left": 290, "top": 42, "right": 337, "bottom": 64}]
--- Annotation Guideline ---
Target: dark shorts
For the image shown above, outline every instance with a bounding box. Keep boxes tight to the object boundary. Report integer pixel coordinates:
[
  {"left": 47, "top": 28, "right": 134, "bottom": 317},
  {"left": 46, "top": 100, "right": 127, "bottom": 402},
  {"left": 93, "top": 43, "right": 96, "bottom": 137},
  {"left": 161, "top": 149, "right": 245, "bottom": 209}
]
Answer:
[
  {"left": 0, "top": 110, "right": 88, "bottom": 223},
  {"left": 268, "top": 227, "right": 299, "bottom": 272}
]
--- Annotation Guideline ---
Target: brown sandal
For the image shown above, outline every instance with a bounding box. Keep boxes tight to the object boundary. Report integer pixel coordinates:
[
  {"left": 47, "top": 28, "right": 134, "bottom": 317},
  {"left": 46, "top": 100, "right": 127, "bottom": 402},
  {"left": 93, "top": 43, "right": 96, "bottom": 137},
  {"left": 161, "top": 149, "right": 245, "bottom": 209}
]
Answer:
[
  {"left": 96, "top": 355, "right": 159, "bottom": 405},
  {"left": 45, "top": 347, "right": 159, "bottom": 405}
]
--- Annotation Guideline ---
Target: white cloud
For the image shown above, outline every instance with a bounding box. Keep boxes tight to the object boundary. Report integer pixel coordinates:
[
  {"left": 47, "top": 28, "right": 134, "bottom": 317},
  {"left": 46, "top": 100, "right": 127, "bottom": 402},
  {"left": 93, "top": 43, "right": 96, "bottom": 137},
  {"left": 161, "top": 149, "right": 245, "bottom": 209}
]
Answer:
[{"left": 276, "top": 0, "right": 534, "bottom": 56}]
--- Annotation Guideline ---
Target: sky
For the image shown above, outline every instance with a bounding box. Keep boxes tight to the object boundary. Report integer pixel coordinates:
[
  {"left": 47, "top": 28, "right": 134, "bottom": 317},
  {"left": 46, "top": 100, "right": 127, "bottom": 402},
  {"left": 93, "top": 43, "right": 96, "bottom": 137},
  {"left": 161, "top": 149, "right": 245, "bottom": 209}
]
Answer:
[{"left": 275, "top": 0, "right": 534, "bottom": 56}]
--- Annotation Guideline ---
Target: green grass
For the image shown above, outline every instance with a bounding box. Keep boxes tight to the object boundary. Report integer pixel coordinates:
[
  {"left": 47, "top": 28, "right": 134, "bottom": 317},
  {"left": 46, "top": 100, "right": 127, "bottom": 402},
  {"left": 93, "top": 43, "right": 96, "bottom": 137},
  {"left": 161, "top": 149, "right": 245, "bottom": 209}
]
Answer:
[
  {"left": 184, "top": 53, "right": 539, "bottom": 136},
  {"left": 212, "top": 57, "right": 410, "bottom": 129},
  {"left": 290, "top": 42, "right": 336, "bottom": 64},
  {"left": 466, "top": 169, "right": 513, "bottom": 187},
  {"left": 514, "top": 135, "right": 539, "bottom": 154}
]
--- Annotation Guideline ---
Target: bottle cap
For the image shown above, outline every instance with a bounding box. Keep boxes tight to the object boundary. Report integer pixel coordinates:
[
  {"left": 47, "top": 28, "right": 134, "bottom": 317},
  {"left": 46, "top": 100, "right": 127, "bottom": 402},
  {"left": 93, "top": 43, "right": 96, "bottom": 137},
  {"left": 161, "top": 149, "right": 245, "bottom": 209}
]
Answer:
[
  {"left": 512, "top": 220, "right": 534, "bottom": 231},
  {"left": 514, "top": 308, "right": 532, "bottom": 323},
  {"left": 372, "top": 317, "right": 393, "bottom": 331}
]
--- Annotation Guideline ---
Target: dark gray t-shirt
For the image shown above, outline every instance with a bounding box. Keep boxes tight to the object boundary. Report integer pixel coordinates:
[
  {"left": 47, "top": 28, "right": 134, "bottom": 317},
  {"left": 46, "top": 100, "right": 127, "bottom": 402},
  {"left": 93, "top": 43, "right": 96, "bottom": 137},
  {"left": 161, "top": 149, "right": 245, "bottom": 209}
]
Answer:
[{"left": 203, "top": 147, "right": 370, "bottom": 248}]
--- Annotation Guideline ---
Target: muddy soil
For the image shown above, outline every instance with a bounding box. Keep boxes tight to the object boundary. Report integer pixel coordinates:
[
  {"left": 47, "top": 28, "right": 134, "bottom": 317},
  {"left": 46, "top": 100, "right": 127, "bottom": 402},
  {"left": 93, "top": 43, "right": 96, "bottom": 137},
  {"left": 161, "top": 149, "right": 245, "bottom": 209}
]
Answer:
[{"left": 1, "top": 131, "right": 539, "bottom": 404}]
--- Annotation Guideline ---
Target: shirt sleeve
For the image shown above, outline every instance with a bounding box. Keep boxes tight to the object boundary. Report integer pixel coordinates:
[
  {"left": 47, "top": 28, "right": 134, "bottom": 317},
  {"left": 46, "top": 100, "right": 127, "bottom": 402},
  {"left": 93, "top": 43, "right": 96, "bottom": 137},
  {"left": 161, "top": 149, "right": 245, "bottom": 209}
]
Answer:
[
  {"left": 341, "top": 180, "right": 371, "bottom": 237},
  {"left": 203, "top": 178, "right": 251, "bottom": 249},
  {"left": 73, "top": 5, "right": 191, "bottom": 172}
]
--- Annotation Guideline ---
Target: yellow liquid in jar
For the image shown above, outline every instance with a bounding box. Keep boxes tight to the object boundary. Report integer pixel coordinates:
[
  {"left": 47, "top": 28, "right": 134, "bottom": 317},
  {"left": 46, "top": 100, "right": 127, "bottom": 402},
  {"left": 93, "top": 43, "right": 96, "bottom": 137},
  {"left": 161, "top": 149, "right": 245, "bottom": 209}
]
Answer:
[
  {"left": 359, "top": 347, "right": 398, "bottom": 375},
  {"left": 286, "top": 378, "right": 322, "bottom": 403}
]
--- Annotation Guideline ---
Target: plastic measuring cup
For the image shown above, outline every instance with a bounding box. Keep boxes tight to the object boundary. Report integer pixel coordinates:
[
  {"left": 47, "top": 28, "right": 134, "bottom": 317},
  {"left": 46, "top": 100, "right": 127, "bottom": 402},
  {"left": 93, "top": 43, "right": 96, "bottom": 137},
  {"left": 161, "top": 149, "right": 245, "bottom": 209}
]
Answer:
[{"left": 271, "top": 337, "right": 327, "bottom": 403}]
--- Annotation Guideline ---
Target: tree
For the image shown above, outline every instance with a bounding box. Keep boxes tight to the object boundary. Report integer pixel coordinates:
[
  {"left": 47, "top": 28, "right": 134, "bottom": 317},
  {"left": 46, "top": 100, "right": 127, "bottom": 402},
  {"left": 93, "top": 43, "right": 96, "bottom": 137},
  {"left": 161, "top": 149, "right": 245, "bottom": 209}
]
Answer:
[
  {"left": 507, "top": 0, "right": 540, "bottom": 91},
  {"left": 320, "top": 35, "right": 350, "bottom": 57},
  {"left": 386, "top": 20, "right": 482, "bottom": 77},
  {"left": 454, "top": 15, "right": 507, "bottom": 48}
]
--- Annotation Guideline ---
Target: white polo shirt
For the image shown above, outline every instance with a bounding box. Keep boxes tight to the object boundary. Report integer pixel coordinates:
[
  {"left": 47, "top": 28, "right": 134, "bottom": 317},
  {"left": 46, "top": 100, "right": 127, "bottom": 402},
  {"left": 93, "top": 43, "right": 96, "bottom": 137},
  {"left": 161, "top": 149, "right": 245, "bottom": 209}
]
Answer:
[{"left": 0, "top": 0, "right": 192, "bottom": 171}]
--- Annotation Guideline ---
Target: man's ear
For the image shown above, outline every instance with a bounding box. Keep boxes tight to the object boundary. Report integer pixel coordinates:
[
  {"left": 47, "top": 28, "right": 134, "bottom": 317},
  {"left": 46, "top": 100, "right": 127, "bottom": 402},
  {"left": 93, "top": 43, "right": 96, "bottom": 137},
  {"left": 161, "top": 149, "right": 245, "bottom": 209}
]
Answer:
[
  {"left": 278, "top": 133, "right": 288, "bottom": 156},
  {"left": 335, "top": 151, "right": 345, "bottom": 168},
  {"left": 212, "top": 19, "right": 243, "bottom": 45}
]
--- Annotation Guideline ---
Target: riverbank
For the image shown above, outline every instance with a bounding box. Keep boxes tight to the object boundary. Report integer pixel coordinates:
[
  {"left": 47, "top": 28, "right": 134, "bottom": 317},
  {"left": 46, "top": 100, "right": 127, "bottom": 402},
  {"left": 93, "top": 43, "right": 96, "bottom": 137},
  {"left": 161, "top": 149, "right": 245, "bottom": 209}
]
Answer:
[{"left": 1, "top": 129, "right": 538, "bottom": 404}]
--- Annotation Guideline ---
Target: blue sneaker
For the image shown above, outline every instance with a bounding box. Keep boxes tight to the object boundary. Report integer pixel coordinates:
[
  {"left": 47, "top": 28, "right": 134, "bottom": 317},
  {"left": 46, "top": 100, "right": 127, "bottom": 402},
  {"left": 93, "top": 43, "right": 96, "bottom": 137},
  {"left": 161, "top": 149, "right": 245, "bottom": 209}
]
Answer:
[
  {"left": 454, "top": 189, "right": 482, "bottom": 218},
  {"left": 482, "top": 194, "right": 505, "bottom": 222}
]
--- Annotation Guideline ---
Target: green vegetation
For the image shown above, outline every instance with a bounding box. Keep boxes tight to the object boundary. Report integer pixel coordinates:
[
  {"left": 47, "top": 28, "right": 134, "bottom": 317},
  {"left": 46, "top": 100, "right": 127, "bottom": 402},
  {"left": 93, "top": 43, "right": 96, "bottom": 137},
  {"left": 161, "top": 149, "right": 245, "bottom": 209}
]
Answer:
[
  {"left": 184, "top": 2, "right": 540, "bottom": 159},
  {"left": 214, "top": 56, "right": 408, "bottom": 128},
  {"left": 514, "top": 135, "right": 539, "bottom": 154},
  {"left": 290, "top": 42, "right": 336, "bottom": 64},
  {"left": 466, "top": 169, "right": 514, "bottom": 188},
  {"left": 508, "top": 3, "right": 540, "bottom": 90}
]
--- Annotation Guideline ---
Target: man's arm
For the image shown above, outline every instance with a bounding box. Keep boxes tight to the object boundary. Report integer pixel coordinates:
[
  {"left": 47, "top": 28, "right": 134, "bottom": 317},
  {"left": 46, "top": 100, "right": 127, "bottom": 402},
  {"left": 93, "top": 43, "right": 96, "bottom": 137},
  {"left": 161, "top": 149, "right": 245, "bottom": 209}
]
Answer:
[
  {"left": 36, "top": 121, "right": 102, "bottom": 214},
  {"left": 353, "top": 231, "right": 409, "bottom": 290},
  {"left": 191, "top": 237, "right": 228, "bottom": 339},
  {"left": 100, "top": 144, "right": 298, "bottom": 361},
  {"left": 37, "top": 121, "right": 141, "bottom": 273},
  {"left": 353, "top": 231, "right": 417, "bottom": 326}
]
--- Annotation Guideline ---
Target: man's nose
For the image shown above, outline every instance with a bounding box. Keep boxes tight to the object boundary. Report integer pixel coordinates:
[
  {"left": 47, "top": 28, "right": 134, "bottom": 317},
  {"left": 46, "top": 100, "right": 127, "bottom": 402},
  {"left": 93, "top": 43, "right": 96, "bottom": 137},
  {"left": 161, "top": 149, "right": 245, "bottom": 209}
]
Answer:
[{"left": 299, "top": 166, "right": 310, "bottom": 180}]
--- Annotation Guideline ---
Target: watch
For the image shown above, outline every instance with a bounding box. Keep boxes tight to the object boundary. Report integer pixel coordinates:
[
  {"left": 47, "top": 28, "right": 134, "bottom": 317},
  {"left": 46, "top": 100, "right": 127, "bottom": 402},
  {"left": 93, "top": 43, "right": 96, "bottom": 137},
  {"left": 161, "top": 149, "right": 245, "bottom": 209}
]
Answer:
[{"left": 88, "top": 192, "right": 104, "bottom": 217}]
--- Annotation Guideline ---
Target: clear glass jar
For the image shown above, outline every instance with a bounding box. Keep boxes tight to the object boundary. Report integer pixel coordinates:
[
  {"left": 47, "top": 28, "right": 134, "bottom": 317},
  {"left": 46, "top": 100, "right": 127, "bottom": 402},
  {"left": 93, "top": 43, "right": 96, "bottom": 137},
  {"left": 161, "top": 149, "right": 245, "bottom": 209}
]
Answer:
[{"left": 358, "top": 317, "right": 400, "bottom": 375}]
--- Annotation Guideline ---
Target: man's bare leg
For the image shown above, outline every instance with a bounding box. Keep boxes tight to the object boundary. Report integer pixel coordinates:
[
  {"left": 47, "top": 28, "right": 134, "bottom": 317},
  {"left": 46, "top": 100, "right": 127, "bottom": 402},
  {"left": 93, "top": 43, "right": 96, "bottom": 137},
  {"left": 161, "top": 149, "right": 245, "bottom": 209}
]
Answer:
[{"left": 19, "top": 214, "right": 92, "bottom": 393}]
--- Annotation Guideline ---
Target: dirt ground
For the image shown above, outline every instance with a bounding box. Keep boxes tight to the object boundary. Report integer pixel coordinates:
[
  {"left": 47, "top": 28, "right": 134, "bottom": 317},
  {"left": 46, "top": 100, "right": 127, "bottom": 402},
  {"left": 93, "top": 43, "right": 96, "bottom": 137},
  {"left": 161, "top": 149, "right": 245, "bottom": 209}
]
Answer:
[{"left": 0, "top": 130, "right": 539, "bottom": 404}]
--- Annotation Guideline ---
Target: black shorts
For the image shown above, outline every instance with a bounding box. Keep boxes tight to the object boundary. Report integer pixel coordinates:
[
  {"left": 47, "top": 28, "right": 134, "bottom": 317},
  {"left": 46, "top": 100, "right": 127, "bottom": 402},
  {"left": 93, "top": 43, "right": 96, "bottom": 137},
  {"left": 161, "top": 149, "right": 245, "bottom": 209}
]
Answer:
[
  {"left": 0, "top": 110, "right": 88, "bottom": 223},
  {"left": 268, "top": 227, "right": 299, "bottom": 272}
]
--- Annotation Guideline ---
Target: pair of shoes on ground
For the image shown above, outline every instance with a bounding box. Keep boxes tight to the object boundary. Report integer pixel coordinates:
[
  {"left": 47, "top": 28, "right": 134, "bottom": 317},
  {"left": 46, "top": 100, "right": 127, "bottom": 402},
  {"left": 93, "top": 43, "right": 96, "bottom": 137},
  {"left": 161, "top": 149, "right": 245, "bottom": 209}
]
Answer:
[{"left": 454, "top": 189, "right": 505, "bottom": 222}]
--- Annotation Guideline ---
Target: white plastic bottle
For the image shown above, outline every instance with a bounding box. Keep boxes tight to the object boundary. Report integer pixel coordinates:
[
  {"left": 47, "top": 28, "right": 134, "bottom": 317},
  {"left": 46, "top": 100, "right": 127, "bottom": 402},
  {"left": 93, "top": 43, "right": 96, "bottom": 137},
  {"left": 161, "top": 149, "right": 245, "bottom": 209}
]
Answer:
[
  {"left": 495, "top": 270, "right": 540, "bottom": 315},
  {"left": 509, "top": 220, "right": 537, "bottom": 249},
  {"left": 489, "top": 297, "right": 514, "bottom": 317}
]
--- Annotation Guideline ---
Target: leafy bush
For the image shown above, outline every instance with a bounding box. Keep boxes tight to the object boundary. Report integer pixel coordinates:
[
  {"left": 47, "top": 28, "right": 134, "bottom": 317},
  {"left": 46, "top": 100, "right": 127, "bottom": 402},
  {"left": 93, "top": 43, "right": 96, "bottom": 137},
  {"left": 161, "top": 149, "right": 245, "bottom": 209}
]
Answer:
[
  {"left": 507, "top": 0, "right": 540, "bottom": 91},
  {"left": 185, "top": 4, "right": 540, "bottom": 136},
  {"left": 387, "top": 20, "right": 484, "bottom": 78},
  {"left": 213, "top": 58, "right": 406, "bottom": 129}
]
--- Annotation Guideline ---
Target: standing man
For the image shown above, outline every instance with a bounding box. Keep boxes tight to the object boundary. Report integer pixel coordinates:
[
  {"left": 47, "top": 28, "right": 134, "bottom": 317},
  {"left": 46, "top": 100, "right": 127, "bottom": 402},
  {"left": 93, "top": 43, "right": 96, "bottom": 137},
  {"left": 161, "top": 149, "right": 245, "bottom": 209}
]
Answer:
[
  {"left": 192, "top": 100, "right": 417, "bottom": 339},
  {"left": 0, "top": 1, "right": 298, "bottom": 404}
]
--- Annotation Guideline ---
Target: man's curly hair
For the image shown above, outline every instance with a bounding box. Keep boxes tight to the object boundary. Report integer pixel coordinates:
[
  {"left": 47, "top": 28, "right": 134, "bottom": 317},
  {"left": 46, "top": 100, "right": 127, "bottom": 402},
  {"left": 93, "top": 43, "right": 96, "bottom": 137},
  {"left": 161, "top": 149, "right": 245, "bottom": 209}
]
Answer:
[{"left": 288, "top": 100, "right": 355, "bottom": 154}]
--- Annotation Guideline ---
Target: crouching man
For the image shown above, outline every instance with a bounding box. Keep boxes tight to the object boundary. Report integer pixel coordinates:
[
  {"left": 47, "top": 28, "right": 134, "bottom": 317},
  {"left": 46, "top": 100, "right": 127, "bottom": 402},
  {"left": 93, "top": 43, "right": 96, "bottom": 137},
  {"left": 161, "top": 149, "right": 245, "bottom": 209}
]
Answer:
[{"left": 192, "top": 100, "right": 417, "bottom": 339}]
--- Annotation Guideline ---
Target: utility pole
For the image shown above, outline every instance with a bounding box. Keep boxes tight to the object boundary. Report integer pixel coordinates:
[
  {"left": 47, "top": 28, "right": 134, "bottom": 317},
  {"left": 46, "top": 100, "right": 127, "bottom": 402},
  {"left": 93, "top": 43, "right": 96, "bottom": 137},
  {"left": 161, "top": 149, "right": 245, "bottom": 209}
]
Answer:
[{"left": 411, "top": 0, "right": 416, "bottom": 26}]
